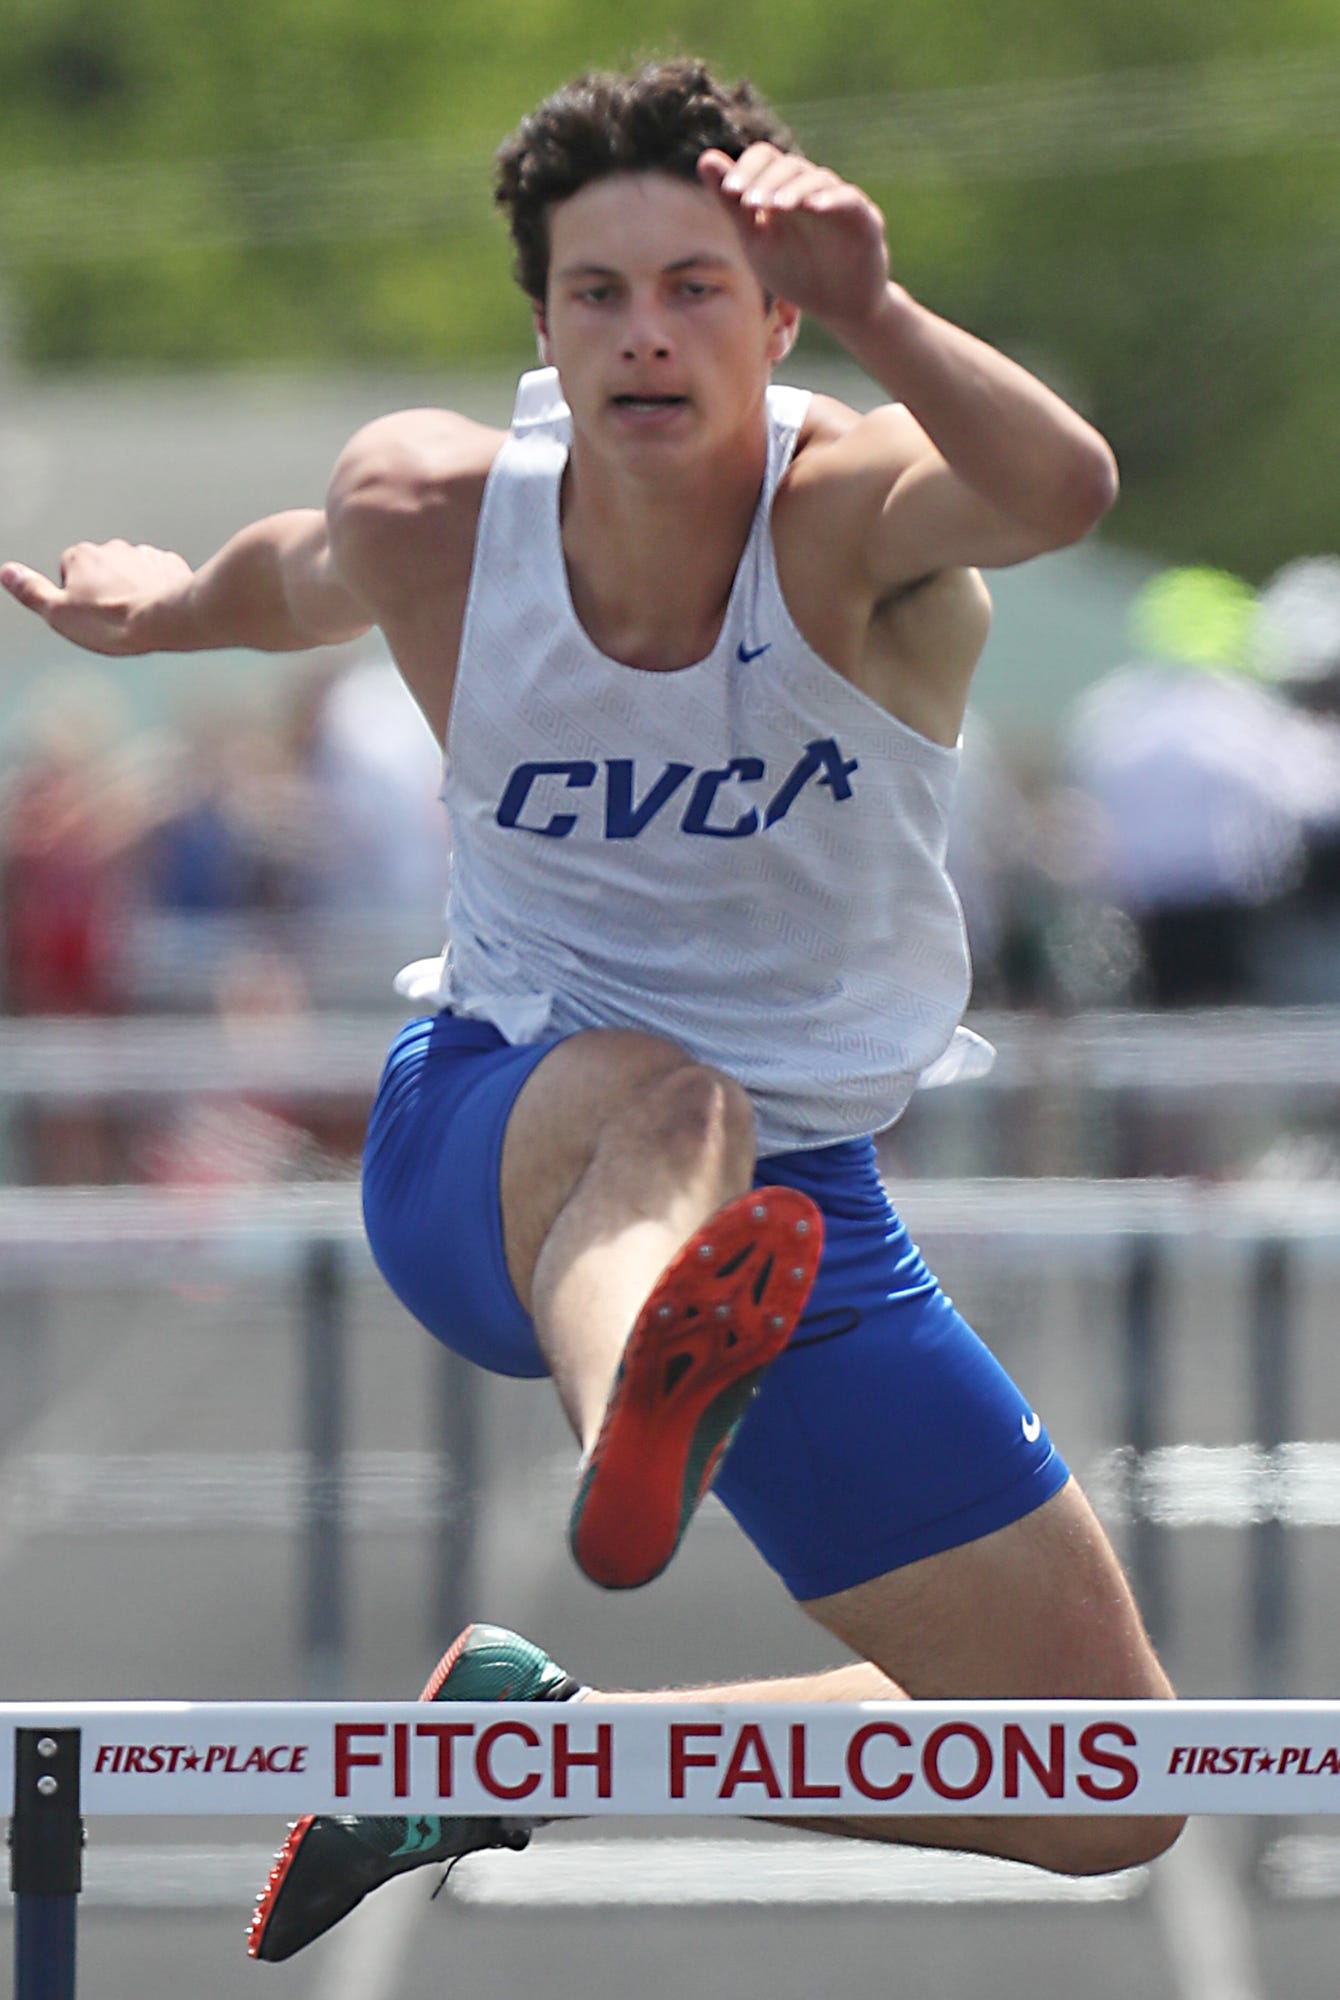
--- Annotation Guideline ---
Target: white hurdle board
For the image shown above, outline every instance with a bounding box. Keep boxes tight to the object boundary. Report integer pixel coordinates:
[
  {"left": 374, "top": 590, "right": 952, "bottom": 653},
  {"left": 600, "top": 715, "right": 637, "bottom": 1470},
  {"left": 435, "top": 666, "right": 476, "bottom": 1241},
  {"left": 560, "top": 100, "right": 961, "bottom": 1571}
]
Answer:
[{"left": 5, "top": 1700, "right": 1340, "bottom": 1817}]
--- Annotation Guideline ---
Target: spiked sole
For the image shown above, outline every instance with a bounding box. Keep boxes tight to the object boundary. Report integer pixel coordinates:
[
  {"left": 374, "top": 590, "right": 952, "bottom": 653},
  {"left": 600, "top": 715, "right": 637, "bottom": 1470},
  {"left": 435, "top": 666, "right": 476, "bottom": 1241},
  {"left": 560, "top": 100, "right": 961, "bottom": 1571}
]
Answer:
[
  {"left": 246, "top": 1815, "right": 369, "bottom": 1963},
  {"left": 569, "top": 1186, "right": 823, "bottom": 1590},
  {"left": 247, "top": 1629, "right": 481, "bottom": 1961}
]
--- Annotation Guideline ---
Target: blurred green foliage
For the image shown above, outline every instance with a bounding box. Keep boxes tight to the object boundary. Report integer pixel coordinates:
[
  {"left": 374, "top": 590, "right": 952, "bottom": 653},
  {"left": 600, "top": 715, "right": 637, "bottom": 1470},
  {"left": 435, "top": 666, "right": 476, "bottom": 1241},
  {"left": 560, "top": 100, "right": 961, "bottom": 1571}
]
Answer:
[{"left": 2, "top": 0, "right": 1338, "bottom": 574}]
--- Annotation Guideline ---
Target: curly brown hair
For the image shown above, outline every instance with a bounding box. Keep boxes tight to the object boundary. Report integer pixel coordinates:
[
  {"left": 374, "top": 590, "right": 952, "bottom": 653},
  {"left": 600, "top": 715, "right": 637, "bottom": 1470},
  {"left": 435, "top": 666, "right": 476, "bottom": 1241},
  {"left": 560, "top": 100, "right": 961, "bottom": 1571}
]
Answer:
[{"left": 495, "top": 58, "right": 794, "bottom": 303}]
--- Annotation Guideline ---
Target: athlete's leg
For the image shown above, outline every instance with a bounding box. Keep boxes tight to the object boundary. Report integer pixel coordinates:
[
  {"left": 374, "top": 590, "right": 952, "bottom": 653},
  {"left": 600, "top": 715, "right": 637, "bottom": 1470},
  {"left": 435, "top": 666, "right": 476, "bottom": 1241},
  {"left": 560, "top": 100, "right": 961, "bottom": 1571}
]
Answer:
[
  {"left": 604, "top": 1139, "right": 1180, "bottom": 1875},
  {"left": 364, "top": 1016, "right": 821, "bottom": 1589},
  {"left": 498, "top": 1026, "right": 825, "bottom": 1589},
  {"left": 800, "top": 1475, "right": 1180, "bottom": 1871},
  {"left": 251, "top": 1497, "right": 1171, "bottom": 1962},
  {"left": 497, "top": 1027, "right": 758, "bottom": 1446},
  {"left": 597, "top": 1476, "right": 1182, "bottom": 1876}
]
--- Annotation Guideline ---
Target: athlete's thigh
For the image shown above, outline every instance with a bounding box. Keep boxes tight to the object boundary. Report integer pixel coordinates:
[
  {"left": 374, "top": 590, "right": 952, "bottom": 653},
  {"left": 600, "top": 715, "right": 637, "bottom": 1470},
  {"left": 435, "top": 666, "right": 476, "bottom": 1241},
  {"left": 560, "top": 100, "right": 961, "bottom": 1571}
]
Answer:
[
  {"left": 803, "top": 1475, "right": 1172, "bottom": 1702},
  {"left": 361, "top": 1012, "right": 559, "bottom": 1377},
  {"left": 498, "top": 1023, "right": 698, "bottom": 1306}
]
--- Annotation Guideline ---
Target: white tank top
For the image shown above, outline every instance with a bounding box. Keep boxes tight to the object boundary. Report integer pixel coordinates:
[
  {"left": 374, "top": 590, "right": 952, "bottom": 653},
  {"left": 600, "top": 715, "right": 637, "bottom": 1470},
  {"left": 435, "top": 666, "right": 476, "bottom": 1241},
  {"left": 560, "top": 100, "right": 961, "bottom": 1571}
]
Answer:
[{"left": 396, "top": 368, "right": 989, "bottom": 1155}]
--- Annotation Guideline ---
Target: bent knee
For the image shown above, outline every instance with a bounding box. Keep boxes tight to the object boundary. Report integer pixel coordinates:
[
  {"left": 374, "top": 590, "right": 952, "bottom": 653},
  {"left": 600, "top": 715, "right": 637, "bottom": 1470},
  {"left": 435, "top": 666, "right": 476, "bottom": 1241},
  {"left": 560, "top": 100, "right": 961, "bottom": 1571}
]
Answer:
[
  {"left": 643, "top": 1060, "right": 756, "bottom": 1171},
  {"left": 1014, "top": 1813, "right": 1185, "bottom": 1877},
  {"left": 573, "top": 1026, "right": 699, "bottom": 1092}
]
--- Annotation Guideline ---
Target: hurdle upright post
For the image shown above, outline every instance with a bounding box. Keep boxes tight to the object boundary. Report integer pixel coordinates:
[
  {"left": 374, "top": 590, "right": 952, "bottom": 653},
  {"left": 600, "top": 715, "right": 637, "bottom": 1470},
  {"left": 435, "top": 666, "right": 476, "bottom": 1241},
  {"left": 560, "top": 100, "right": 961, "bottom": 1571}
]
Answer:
[
  {"left": 433, "top": 1345, "right": 483, "bottom": 1648},
  {"left": 1249, "top": 1236, "right": 1292, "bottom": 1701},
  {"left": 302, "top": 1239, "right": 347, "bottom": 1697},
  {"left": 1123, "top": 1233, "right": 1168, "bottom": 1649},
  {"left": 9, "top": 1727, "right": 82, "bottom": 2000},
  {"left": 1249, "top": 1236, "right": 1293, "bottom": 1879}
]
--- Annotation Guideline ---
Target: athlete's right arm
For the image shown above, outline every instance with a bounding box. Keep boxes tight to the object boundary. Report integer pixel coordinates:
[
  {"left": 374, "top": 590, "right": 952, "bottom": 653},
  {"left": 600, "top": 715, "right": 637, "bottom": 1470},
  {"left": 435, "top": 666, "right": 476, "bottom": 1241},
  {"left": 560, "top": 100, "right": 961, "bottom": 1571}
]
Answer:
[{"left": 0, "top": 505, "right": 373, "bottom": 659}]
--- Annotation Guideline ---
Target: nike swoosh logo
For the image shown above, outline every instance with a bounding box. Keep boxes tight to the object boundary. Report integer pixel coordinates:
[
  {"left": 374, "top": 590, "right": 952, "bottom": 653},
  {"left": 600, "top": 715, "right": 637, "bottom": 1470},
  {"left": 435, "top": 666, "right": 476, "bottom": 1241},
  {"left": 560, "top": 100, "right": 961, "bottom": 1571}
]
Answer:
[
  {"left": 791, "top": 1307, "right": 862, "bottom": 1349},
  {"left": 737, "top": 641, "right": 771, "bottom": 663},
  {"left": 1021, "top": 1411, "right": 1042, "bottom": 1443}
]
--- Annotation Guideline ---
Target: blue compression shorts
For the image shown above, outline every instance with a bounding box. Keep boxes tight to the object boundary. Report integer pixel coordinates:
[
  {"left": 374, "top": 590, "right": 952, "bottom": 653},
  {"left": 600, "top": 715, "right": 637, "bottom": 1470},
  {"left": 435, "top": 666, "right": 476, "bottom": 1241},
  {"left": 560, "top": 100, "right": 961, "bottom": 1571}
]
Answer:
[{"left": 362, "top": 1013, "right": 1070, "bottom": 1602}]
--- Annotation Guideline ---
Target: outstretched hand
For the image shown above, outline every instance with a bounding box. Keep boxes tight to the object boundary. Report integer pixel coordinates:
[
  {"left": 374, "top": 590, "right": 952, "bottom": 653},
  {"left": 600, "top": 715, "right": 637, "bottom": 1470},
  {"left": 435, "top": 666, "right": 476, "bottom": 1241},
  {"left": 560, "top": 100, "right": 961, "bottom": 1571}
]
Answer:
[
  {"left": 1, "top": 541, "right": 193, "bottom": 656},
  {"left": 697, "top": 143, "right": 889, "bottom": 327}
]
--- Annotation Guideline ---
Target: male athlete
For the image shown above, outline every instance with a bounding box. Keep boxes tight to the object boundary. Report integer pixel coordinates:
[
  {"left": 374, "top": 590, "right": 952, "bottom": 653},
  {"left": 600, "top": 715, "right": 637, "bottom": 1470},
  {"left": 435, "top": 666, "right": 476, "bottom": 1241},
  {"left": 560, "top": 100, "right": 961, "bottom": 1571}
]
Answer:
[{"left": 2, "top": 59, "right": 1182, "bottom": 1962}]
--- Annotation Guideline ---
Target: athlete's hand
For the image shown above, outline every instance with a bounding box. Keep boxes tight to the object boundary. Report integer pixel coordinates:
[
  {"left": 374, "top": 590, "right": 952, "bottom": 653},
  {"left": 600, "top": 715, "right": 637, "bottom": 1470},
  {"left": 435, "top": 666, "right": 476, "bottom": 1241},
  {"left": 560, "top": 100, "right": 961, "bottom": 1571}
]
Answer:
[
  {"left": 698, "top": 144, "right": 890, "bottom": 328},
  {"left": 1, "top": 541, "right": 195, "bottom": 656}
]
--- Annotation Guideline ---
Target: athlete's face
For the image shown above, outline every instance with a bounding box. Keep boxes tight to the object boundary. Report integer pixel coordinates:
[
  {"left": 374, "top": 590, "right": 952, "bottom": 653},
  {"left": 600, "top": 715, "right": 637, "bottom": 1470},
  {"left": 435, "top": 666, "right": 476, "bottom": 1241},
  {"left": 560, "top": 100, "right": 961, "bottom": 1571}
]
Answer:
[{"left": 536, "top": 171, "right": 798, "bottom": 463}]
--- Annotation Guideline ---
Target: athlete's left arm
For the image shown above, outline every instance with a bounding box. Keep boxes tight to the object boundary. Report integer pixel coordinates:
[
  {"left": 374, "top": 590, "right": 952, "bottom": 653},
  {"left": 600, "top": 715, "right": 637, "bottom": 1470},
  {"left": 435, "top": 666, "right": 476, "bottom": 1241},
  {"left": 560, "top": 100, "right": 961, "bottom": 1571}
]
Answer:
[{"left": 700, "top": 144, "right": 1118, "bottom": 592}]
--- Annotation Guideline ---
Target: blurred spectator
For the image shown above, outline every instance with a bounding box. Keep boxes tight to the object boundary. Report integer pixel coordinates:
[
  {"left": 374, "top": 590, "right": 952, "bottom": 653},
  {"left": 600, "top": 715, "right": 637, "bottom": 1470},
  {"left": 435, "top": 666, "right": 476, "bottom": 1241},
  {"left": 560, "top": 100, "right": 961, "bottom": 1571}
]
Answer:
[
  {"left": 947, "top": 718, "right": 1140, "bottom": 1011},
  {"left": 1254, "top": 557, "right": 1340, "bottom": 903},
  {"left": 128, "top": 649, "right": 447, "bottom": 1011},
  {"left": 169, "top": 650, "right": 447, "bottom": 921},
  {"left": 141, "top": 704, "right": 264, "bottom": 917},
  {"left": 0, "top": 646, "right": 445, "bottom": 1178},
  {"left": 1244, "top": 556, "right": 1340, "bottom": 1003},
  {"left": 133, "top": 945, "right": 352, "bottom": 1187},
  {"left": 1065, "top": 567, "right": 1340, "bottom": 1006},
  {"left": 0, "top": 669, "right": 153, "bottom": 1177},
  {"left": 295, "top": 650, "right": 447, "bottom": 916},
  {"left": 0, "top": 669, "right": 141, "bottom": 1015},
  {"left": 1256, "top": 556, "right": 1340, "bottom": 698},
  {"left": 945, "top": 713, "right": 1032, "bottom": 1004}
]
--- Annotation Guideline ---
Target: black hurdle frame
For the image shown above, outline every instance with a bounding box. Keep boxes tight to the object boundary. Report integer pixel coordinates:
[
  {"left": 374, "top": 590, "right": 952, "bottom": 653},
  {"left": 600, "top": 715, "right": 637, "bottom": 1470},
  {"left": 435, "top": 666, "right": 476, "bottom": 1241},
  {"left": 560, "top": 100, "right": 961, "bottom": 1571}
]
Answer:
[{"left": 9, "top": 1727, "right": 83, "bottom": 2000}]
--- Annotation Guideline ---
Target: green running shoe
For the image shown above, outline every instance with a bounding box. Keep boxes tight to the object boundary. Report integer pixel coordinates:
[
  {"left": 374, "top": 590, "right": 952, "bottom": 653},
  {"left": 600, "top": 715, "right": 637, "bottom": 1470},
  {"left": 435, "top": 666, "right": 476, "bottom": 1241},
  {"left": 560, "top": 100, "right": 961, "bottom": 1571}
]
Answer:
[{"left": 247, "top": 1624, "right": 581, "bottom": 1962}]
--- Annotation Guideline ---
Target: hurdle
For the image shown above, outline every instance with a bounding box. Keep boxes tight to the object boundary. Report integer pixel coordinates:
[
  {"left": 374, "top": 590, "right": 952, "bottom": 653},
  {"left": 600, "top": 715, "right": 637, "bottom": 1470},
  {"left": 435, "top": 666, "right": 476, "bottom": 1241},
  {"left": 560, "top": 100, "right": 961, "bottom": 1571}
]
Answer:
[{"left": 7, "top": 1697, "right": 1340, "bottom": 1997}]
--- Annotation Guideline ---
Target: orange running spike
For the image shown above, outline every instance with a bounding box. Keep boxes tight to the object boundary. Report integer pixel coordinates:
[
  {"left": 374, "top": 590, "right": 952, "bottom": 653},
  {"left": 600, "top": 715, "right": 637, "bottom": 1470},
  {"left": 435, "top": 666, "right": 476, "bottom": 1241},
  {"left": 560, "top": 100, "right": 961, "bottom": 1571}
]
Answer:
[{"left": 569, "top": 1186, "right": 823, "bottom": 1589}]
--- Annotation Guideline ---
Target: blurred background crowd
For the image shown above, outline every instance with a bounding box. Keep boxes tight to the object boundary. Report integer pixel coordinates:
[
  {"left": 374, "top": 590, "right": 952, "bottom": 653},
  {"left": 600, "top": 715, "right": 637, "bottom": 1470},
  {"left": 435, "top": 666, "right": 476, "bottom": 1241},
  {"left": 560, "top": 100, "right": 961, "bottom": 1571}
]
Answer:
[
  {"left": 965, "top": 556, "right": 1340, "bottom": 1013},
  {"left": 7, "top": 555, "right": 1340, "bottom": 1024},
  {"left": 1, "top": 644, "right": 446, "bottom": 1022},
  {"left": 4, "top": 552, "right": 1340, "bottom": 1183}
]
